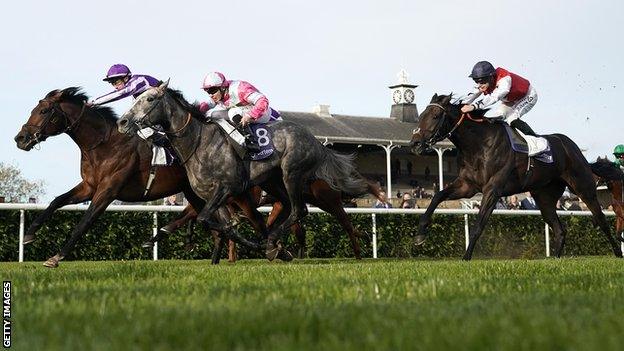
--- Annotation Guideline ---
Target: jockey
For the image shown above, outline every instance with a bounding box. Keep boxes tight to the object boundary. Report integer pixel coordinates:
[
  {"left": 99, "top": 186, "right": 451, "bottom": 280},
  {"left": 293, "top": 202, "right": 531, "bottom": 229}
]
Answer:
[
  {"left": 460, "top": 61, "right": 538, "bottom": 136},
  {"left": 90, "top": 64, "right": 161, "bottom": 106},
  {"left": 91, "top": 64, "right": 171, "bottom": 158},
  {"left": 198, "top": 72, "right": 281, "bottom": 152},
  {"left": 613, "top": 144, "right": 624, "bottom": 169}
]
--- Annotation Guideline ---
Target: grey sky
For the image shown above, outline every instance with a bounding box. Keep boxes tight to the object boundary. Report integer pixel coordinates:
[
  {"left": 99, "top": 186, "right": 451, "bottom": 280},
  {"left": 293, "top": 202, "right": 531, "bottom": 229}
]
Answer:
[{"left": 2, "top": 0, "right": 622, "bottom": 200}]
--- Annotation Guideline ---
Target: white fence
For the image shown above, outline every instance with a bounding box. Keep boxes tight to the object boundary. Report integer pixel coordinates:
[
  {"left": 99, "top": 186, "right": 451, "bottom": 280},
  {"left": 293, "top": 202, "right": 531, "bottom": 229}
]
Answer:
[{"left": 1, "top": 203, "right": 621, "bottom": 262}]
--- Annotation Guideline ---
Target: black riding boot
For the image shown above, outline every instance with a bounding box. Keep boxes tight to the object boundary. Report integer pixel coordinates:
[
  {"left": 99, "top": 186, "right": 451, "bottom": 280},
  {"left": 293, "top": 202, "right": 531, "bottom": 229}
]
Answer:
[{"left": 510, "top": 119, "right": 537, "bottom": 136}]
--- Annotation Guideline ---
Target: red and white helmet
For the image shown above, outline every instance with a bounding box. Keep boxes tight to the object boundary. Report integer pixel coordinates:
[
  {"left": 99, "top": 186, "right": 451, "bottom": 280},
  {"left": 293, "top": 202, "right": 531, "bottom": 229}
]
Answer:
[{"left": 201, "top": 72, "right": 227, "bottom": 89}]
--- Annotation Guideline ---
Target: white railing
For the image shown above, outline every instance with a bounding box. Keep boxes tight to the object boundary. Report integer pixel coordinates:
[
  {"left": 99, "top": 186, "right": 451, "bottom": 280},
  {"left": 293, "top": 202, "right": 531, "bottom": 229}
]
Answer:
[{"left": 0, "top": 203, "right": 620, "bottom": 262}]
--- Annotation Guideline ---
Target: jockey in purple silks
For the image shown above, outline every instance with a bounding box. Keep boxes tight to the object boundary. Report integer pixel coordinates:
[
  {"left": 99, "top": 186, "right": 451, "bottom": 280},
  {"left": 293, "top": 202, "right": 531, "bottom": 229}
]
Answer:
[
  {"left": 91, "top": 64, "right": 173, "bottom": 163},
  {"left": 90, "top": 64, "right": 161, "bottom": 106}
]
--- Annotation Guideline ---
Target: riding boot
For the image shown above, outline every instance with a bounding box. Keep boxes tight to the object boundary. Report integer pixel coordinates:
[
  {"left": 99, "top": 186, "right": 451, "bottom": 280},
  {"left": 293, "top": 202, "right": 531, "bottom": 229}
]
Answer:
[{"left": 510, "top": 119, "right": 537, "bottom": 136}]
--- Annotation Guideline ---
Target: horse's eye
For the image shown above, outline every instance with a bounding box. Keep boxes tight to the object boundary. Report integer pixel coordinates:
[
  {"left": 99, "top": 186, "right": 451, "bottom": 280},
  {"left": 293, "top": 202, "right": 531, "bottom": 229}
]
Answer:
[
  {"left": 147, "top": 97, "right": 154, "bottom": 102},
  {"left": 40, "top": 108, "right": 50, "bottom": 114}
]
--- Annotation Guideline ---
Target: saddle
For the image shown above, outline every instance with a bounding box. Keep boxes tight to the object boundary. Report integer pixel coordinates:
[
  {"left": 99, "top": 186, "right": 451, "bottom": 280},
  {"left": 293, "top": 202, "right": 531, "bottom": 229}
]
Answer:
[{"left": 502, "top": 123, "right": 553, "bottom": 164}]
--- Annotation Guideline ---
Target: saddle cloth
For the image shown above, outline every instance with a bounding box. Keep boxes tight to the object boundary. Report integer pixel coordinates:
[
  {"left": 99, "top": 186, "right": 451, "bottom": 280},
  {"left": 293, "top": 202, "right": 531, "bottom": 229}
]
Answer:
[{"left": 503, "top": 124, "right": 553, "bottom": 164}]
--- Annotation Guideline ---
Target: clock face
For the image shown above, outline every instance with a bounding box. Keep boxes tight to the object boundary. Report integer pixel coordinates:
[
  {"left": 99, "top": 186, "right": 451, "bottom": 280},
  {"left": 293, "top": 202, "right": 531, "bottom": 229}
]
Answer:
[
  {"left": 393, "top": 90, "right": 402, "bottom": 104},
  {"left": 404, "top": 89, "right": 415, "bottom": 103}
]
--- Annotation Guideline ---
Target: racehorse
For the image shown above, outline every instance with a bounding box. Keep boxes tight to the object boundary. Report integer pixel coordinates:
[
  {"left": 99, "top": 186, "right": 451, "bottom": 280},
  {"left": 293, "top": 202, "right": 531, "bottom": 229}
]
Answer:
[
  {"left": 116, "top": 81, "right": 370, "bottom": 260},
  {"left": 14, "top": 88, "right": 264, "bottom": 267},
  {"left": 590, "top": 158, "right": 624, "bottom": 240},
  {"left": 410, "top": 94, "right": 623, "bottom": 260}
]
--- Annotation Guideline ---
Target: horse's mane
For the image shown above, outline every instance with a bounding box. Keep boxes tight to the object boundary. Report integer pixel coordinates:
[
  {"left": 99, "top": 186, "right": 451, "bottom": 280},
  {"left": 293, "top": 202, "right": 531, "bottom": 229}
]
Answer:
[
  {"left": 166, "top": 88, "right": 205, "bottom": 121},
  {"left": 46, "top": 87, "right": 118, "bottom": 122},
  {"left": 590, "top": 157, "right": 624, "bottom": 181}
]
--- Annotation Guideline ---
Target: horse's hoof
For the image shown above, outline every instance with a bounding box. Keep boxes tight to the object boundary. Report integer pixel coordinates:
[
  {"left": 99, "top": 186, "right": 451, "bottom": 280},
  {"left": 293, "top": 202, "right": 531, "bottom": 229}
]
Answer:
[
  {"left": 414, "top": 235, "right": 427, "bottom": 246},
  {"left": 141, "top": 241, "right": 154, "bottom": 249},
  {"left": 277, "top": 249, "right": 294, "bottom": 262},
  {"left": 43, "top": 255, "right": 61, "bottom": 268},
  {"left": 23, "top": 234, "right": 36, "bottom": 245},
  {"left": 266, "top": 248, "right": 279, "bottom": 261},
  {"left": 296, "top": 248, "right": 306, "bottom": 259},
  {"left": 184, "top": 243, "right": 196, "bottom": 252}
]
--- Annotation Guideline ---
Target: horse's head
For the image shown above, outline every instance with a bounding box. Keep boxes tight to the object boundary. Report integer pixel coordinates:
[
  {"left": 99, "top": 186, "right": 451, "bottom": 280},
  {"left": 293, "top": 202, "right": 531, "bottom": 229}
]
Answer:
[
  {"left": 410, "top": 94, "right": 455, "bottom": 154},
  {"left": 15, "top": 88, "right": 85, "bottom": 151},
  {"left": 117, "top": 79, "right": 170, "bottom": 134}
]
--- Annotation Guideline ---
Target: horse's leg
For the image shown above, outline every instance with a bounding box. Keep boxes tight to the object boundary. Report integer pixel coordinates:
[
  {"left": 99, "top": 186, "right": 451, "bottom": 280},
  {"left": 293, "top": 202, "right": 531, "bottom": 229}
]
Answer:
[
  {"left": 184, "top": 219, "right": 197, "bottom": 252},
  {"left": 532, "top": 182, "right": 567, "bottom": 257},
  {"left": 210, "top": 230, "right": 224, "bottom": 265},
  {"left": 231, "top": 192, "right": 269, "bottom": 242},
  {"left": 463, "top": 187, "right": 501, "bottom": 261},
  {"left": 142, "top": 204, "right": 197, "bottom": 248},
  {"left": 613, "top": 201, "right": 624, "bottom": 241},
  {"left": 566, "top": 176, "right": 623, "bottom": 257},
  {"left": 44, "top": 187, "right": 117, "bottom": 268},
  {"left": 261, "top": 181, "right": 295, "bottom": 261},
  {"left": 415, "top": 178, "right": 477, "bottom": 245},
  {"left": 24, "top": 182, "right": 93, "bottom": 244},
  {"left": 311, "top": 187, "right": 362, "bottom": 259},
  {"left": 227, "top": 239, "right": 237, "bottom": 263}
]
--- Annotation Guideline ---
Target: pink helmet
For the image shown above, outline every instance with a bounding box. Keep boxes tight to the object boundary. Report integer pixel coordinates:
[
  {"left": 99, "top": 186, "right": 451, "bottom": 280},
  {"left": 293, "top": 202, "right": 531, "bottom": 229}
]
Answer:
[{"left": 201, "top": 72, "right": 227, "bottom": 89}]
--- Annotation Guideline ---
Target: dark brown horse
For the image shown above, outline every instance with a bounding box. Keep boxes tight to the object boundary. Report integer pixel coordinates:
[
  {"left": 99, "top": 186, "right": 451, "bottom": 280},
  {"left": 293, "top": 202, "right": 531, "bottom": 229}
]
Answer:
[
  {"left": 14, "top": 88, "right": 266, "bottom": 267},
  {"left": 200, "top": 179, "right": 383, "bottom": 260},
  {"left": 590, "top": 158, "right": 624, "bottom": 240},
  {"left": 410, "top": 94, "right": 623, "bottom": 260}
]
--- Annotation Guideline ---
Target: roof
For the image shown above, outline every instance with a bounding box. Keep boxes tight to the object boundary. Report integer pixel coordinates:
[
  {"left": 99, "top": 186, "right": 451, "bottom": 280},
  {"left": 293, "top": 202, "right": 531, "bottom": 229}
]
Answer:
[{"left": 280, "top": 111, "right": 454, "bottom": 148}]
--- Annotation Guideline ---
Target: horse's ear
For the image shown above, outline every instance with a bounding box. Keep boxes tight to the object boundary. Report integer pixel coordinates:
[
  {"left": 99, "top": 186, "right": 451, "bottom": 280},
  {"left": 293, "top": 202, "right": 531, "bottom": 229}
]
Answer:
[
  {"left": 157, "top": 79, "right": 170, "bottom": 96},
  {"left": 440, "top": 94, "right": 452, "bottom": 106},
  {"left": 46, "top": 89, "right": 63, "bottom": 101},
  {"left": 430, "top": 93, "right": 438, "bottom": 102}
]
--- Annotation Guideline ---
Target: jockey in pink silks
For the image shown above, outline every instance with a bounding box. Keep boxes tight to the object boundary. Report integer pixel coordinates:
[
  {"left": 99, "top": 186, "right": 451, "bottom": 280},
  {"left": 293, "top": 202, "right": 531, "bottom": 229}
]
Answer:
[{"left": 198, "top": 71, "right": 281, "bottom": 151}]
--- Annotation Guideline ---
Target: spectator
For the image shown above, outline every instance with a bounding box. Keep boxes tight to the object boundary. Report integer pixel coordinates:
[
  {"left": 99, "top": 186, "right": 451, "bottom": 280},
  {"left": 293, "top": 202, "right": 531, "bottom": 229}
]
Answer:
[
  {"left": 562, "top": 196, "right": 581, "bottom": 211},
  {"left": 396, "top": 190, "right": 402, "bottom": 199},
  {"left": 400, "top": 193, "right": 417, "bottom": 209},
  {"left": 520, "top": 192, "right": 538, "bottom": 210},
  {"left": 556, "top": 199, "right": 564, "bottom": 210},
  {"left": 28, "top": 197, "right": 37, "bottom": 204},
  {"left": 164, "top": 195, "right": 180, "bottom": 206},
  {"left": 373, "top": 192, "right": 392, "bottom": 208},
  {"left": 507, "top": 195, "right": 521, "bottom": 210}
]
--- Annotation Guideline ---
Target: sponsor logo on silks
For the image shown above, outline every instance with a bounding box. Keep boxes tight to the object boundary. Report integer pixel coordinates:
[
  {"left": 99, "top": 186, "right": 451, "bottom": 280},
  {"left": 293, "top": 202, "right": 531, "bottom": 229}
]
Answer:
[{"left": 3, "top": 281, "right": 11, "bottom": 348}]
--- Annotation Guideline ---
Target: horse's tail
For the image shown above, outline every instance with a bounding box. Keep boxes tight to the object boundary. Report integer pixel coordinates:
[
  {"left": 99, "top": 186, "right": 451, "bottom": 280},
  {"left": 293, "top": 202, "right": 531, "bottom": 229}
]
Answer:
[
  {"left": 314, "top": 151, "right": 370, "bottom": 197},
  {"left": 589, "top": 161, "right": 624, "bottom": 181}
]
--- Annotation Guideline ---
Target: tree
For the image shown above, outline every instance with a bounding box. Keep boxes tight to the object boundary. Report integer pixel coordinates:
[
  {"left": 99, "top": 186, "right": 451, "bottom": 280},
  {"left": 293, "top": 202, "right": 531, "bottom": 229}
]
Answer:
[{"left": 0, "top": 162, "right": 46, "bottom": 203}]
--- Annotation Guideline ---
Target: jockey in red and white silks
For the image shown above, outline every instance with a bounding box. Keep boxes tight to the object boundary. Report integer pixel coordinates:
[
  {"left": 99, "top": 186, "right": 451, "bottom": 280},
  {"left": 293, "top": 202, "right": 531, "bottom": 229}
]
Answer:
[
  {"left": 461, "top": 62, "right": 538, "bottom": 124},
  {"left": 198, "top": 72, "right": 280, "bottom": 125}
]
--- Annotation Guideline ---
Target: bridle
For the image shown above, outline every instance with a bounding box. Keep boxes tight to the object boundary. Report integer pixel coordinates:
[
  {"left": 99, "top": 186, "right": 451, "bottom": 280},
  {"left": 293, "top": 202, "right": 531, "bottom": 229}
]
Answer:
[
  {"left": 24, "top": 100, "right": 87, "bottom": 144},
  {"left": 414, "top": 103, "right": 485, "bottom": 147}
]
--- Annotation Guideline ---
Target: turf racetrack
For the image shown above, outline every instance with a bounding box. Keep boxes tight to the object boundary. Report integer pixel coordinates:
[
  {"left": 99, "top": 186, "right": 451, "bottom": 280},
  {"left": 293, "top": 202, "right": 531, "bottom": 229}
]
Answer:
[{"left": 3, "top": 257, "right": 624, "bottom": 350}]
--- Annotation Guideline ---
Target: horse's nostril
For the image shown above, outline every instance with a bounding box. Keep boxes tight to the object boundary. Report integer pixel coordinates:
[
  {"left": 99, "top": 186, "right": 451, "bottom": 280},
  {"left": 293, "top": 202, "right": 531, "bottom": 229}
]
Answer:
[{"left": 119, "top": 119, "right": 127, "bottom": 126}]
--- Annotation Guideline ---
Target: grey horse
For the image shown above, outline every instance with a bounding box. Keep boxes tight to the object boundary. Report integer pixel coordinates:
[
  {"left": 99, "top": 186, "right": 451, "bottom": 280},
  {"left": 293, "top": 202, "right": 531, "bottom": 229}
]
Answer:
[{"left": 117, "top": 80, "right": 369, "bottom": 260}]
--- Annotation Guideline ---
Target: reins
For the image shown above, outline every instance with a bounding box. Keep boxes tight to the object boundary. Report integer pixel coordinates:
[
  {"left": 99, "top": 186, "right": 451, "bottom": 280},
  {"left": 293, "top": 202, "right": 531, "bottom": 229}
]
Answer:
[{"left": 423, "top": 103, "right": 486, "bottom": 145}]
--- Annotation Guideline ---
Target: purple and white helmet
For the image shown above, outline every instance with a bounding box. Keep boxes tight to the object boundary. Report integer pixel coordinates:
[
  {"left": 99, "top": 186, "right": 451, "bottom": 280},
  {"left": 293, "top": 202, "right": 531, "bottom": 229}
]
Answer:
[
  {"left": 201, "top": 72, "right": 227, "bottom": 89},
  {"left": 103, "top": 64, "right": 131, "bottom": 81}
]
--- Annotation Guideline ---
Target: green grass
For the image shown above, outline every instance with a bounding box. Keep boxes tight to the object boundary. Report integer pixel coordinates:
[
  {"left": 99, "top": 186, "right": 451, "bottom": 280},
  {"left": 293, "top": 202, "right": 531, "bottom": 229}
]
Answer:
[{"left": 3, "top": 257, "right": 624, "bottom": 351}]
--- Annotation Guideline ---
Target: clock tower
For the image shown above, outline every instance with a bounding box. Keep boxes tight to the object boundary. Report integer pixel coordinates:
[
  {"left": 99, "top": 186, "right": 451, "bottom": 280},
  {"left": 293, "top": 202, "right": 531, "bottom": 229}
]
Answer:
[{"left": 389, "top": 69, "right": 419, "bottom": 123}]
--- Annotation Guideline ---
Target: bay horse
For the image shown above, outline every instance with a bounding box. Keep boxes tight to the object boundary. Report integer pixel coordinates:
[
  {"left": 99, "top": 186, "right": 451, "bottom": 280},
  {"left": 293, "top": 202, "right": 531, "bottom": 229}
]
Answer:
[
  {"left": 15, "top": 88, "right": 266, "bottom": 267},
  {"left": 590, "top": 158, "right": 624, "bottom": 240},
  {"left": 117, "top": 81, "right": 371, "bottom": 260},
  {"left": 410, "top": 94, "right": 623, "bottom": 260}
]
